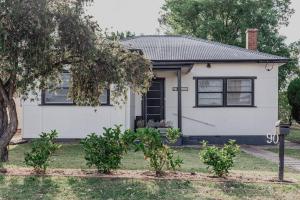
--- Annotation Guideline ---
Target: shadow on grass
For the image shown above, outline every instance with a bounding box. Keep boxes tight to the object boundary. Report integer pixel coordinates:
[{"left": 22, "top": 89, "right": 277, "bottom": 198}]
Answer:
[
  {"left": 0, "top": 176, "right": 59, "bottom": 200},
  {"left": 67, "top": 177, "right": 197, "bottom": 200},
  {"left": 216, "top": 181, "right": 273, "bottom": 199},
  {"left": 6, "top": 143, "right": 31, "bottom": 167}
]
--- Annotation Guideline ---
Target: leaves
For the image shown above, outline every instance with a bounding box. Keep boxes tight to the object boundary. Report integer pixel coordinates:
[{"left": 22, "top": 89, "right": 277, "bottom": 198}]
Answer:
[
  {"left": 160, "top": 0, "right": 298, "bottom": 89},
  {"left": 24, "top": 130, "right": 61, "bottom": 173},
  {"left": 0, "top": 0, "right": 152, "bottom": 105},
  {"left": 133, "top": 128, "right": 183, "bottom": 175},
  {"left": 200, "top": 140, "right": 240, "bottom": 177},
  {"left": 287, "top": 78, "right": 300, "bottom": 123},
  {"left": 81, "top": 125, "right": 129, "bottom": 173}
]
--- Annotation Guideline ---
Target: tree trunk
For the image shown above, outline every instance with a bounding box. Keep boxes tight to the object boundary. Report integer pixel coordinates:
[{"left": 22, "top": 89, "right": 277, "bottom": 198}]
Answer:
[
  {"left": 0, "top": 99, "right": 18, "bottom": 162},
  {"left": 0, "top": 146, "right": 8, "bottom": 162}
]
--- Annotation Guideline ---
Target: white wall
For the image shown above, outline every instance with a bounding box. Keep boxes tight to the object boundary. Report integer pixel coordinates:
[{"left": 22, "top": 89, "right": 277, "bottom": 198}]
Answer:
[
  {"left": 181, "top": 63, "right": 280, "bottom": 136},
  {"left": 23, "top": 62, "right": 282, "bottom": 138},
  {"left": 22, "top": 93, "right": 129, "bottom": 139},
  {"left": 134, "top": 63, "right": 281, "bottom": 136}
]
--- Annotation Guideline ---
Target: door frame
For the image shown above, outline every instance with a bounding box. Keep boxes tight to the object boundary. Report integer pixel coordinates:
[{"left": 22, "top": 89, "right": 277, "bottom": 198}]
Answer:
[{"left": 142, "top": 77, "right": 165, "bottom": 123}]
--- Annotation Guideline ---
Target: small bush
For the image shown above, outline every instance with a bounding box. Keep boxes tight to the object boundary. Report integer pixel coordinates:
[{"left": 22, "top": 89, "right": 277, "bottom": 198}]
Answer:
[
  {"left": 133, "top": 128, "right": 183, "bottom": 176},
  {"left": 287, "top": 78, "right": 300, "bottom": 123},
  {"left": 81, "top": 125, "right": 130, "bottom": 174},
  {"left": 279, "top": 91, "right": 292, "bottom": 123},
  {"left": 24, "top": 130, "right": 61, "bottom": 173},
  {"left": 200, "top": 140, "right": 240, "bottom": 177},
  {"left": 166, "top": 128, "right": 181, "bottom": 143}
]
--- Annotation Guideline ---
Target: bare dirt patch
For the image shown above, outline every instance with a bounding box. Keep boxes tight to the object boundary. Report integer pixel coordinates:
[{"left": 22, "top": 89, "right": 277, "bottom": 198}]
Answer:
[{"left": 0, "top": 167, "right": 298, "bottom": 184}]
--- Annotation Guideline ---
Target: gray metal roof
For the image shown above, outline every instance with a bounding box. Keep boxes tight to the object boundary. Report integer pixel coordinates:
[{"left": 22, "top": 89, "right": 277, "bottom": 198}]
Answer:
[{"left": 121, "top": 35, "right": 288, "bottom": 64}]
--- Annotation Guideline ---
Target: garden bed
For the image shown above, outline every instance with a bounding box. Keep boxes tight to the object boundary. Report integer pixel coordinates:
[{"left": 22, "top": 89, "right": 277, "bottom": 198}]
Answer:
[{"left": 0, "top": 167, "right": 298, "bottom": 184}]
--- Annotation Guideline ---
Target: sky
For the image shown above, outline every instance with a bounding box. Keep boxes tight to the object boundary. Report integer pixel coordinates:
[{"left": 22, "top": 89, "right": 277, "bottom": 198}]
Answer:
[{"left": 88, "top": 0, "right": 299, "bottom": 44}]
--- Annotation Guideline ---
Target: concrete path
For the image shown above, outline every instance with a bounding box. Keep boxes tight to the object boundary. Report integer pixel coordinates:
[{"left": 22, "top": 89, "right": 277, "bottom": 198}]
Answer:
[{"left": 241, "top": 145, "right": 300, "bottom": 172}]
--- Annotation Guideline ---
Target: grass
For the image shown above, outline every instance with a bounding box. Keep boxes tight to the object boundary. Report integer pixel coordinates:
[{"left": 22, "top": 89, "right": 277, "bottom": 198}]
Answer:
[
  {"left": 267, "top": 148, "right": 300, "bottom": 160},
  {"left": 4, "top": 143, "right": 281, "bottom": 173},
  {"left": 1, "top": 143, "right": 300, "bottom": 199},
  {"left": 0, "top": 175, "right": 299, "bottom": 200},
  {"left": 286, "top": 128, "right": 300, "bottom": 143}
]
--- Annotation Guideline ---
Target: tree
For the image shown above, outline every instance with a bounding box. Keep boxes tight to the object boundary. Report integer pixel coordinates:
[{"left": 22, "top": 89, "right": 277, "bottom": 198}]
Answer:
[
  {"left": 106, "top": 31, "right": 136, "bottom": 41},
  {"left": 160, "top": 0, "right": 299, "bottom": 89},
  {"left": 287, "top": 78, "right": 300, "bottom": 123},
  {"left": 0, "top": 0, "right": 152, "bottom": 161}
]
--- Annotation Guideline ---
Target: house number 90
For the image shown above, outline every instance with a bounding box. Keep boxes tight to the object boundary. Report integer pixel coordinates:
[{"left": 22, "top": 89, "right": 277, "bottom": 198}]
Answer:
[{"left": 266, "top": 132, "right": 279, "bottom": 144}]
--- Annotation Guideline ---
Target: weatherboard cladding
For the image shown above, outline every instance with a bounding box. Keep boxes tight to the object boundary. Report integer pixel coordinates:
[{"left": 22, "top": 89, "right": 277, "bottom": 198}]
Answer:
[{"left": 121, "top": 35, "right": 288, "bottom": 63}]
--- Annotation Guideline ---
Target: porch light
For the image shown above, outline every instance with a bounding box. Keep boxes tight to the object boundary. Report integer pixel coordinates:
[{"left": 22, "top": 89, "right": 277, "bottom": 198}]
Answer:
[{"left": 207, "top": 63, "right": 211, "bottom": 68}]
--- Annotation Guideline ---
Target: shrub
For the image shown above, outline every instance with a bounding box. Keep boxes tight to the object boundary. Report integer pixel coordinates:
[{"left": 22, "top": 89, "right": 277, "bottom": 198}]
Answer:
[
  {"left": 81, "top": 125, "right": 130, "bottom": 174},
  {"left": 200, "top": 140, "right": 240, "bottom": 177},
  {"left": 166, "top": 128, "right": 180, "bottom": 143},
  {"left": 279, "top": 91, "right": 292, "bottom": 123},
  {"left": 287, "top": 78, "right": 300, "bottom": 123},
  {"left": 133, "top": 128, "right": 183, "bottom": 176},
  {"left": 24, "top": 130, "right": 61, "bottom": 173}
]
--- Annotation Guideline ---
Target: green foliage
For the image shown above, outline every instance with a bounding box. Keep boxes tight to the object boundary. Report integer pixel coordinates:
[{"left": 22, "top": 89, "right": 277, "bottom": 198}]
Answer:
[
  {"left": 24, "top": 130, "right": 61, "bottom": 173},
  {"left": 0, "top": 0, "right": 152, "bottom": 164},
  {"left": 279, "top": 91, "right": 292, "bottom": 123},
  {"left": 105, "top": 31, "right": 135, "bottom": 41},
  {"left": 0, "top": 0, "right": 152, "bottom": 159},
  {"left": 0, "top": 0, "right": 152, "bottom": 104},
  {"left": 200, "top": 140, "right": 240, "bottom": 177},
  {"left": 160, "top": 0, "right": 299, "bottom": 89},
  {"left": 287, "top": 78, "right": 300, "bottom": 123},
  {"left": 81, "top": 125, "right": 130, "bottom": 174},
  {"left": 166, "top": 128, "right": 181, "bottom": 143},
  {"left": 133, "top": 128, "right": 183, "bottom": 176}
]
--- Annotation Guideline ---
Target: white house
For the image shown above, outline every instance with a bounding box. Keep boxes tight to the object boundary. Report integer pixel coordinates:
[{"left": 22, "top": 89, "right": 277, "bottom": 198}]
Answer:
[{"left": 22, "top": 29, "right": 289, "bottom": 144}]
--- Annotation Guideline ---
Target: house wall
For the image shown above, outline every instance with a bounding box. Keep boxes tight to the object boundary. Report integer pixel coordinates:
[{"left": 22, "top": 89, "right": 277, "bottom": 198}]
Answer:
[
  {"left": 134, "top": 63, "right": 281, "bottom": 141},
  {"left": 182, "top": 63, "right": 279, "bottom": 137},
  {"left": 22, "top": 62, "right": 281, "bottom": 143},
  {"left": 22, "top": 92, "right": 130, "bottom": 139}
]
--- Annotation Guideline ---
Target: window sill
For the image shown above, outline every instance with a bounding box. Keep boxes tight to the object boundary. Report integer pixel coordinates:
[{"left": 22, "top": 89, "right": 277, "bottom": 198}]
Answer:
[
  {"left": 39, "top": 104, "right": 113, "bottom": 107},
  {"left": 193, "top": 105, "right": 257, "bottom": 108}
]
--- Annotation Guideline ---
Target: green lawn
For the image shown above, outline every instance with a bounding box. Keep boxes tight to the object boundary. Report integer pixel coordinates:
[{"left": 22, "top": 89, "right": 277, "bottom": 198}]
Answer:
[
  {"left": 0, "top": 175, "right": 299, "bottom": 200},
  {"left": 1, "top": 143, "right": 300, "bottom": 199},
  {"left": 286, "top": 128, "right": 300, "bottom": 143},
  {"left": 267, "top": 148, "right": 300, "bottom": 160},
  {"left": 5, "top": 143, "right": 281, "bottom": 173}
]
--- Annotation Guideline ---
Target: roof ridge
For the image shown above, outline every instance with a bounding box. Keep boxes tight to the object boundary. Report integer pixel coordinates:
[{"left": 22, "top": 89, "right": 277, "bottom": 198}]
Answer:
[
  {"left": 120, "top": 34, "right": 184, "bottom": 41},
  {"left": 181, "top": 35, "right": 286, "bottom": 59}
]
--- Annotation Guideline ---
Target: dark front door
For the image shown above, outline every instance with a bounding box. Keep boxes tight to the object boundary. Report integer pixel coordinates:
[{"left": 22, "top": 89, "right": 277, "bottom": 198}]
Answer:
[{"left": 143, "top": 78, "right": 165, "bottom": 122}]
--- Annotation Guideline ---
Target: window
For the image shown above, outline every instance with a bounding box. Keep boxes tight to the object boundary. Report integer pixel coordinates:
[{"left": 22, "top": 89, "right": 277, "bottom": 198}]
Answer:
[
  {"left": 43, "top": 73, "right": 110, "bottom": 105},
  {"left": 226, "top": 79, "right": 253, "bottom": 106},
  {"left": 195, "top": 77, "right": 255, "bottom": 107},
  {"left": 197, "top": 79, "right": 223, "bottom": 106}
]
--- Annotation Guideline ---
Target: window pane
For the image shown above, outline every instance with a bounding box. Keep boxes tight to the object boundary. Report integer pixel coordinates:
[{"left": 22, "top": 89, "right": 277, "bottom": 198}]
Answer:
[
  {"left": 44, "top": 88, "right": 73, "bottom": 104},
  {"left": 198, "top": 79, "right": 223, "bottom": 92},
  {"left": 61, "top": 73, "right": 71, "bottom": 88},
  {"left": 227, "top": 79, "right": 252, "bottom": 92},
  {"left": 227, "top": 93, "right": 252, "bottom": 106},
  {"left": 198, "top": 93, "right": 223, "bottom": 106},
  {"left": 100, "top": 89, "right": 108, "bottom": 104}
]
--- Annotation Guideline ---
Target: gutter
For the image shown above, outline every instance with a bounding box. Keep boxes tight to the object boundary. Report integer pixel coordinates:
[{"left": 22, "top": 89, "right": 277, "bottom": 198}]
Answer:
[{"left": 151, "top": 59, "right": 289, "bottom": 66}]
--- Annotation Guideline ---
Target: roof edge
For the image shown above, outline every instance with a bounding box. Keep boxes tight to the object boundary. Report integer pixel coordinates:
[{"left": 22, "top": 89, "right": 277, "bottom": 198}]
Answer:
[{"left": 152, "top": 59, "right": 289, "bottom": 66}]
